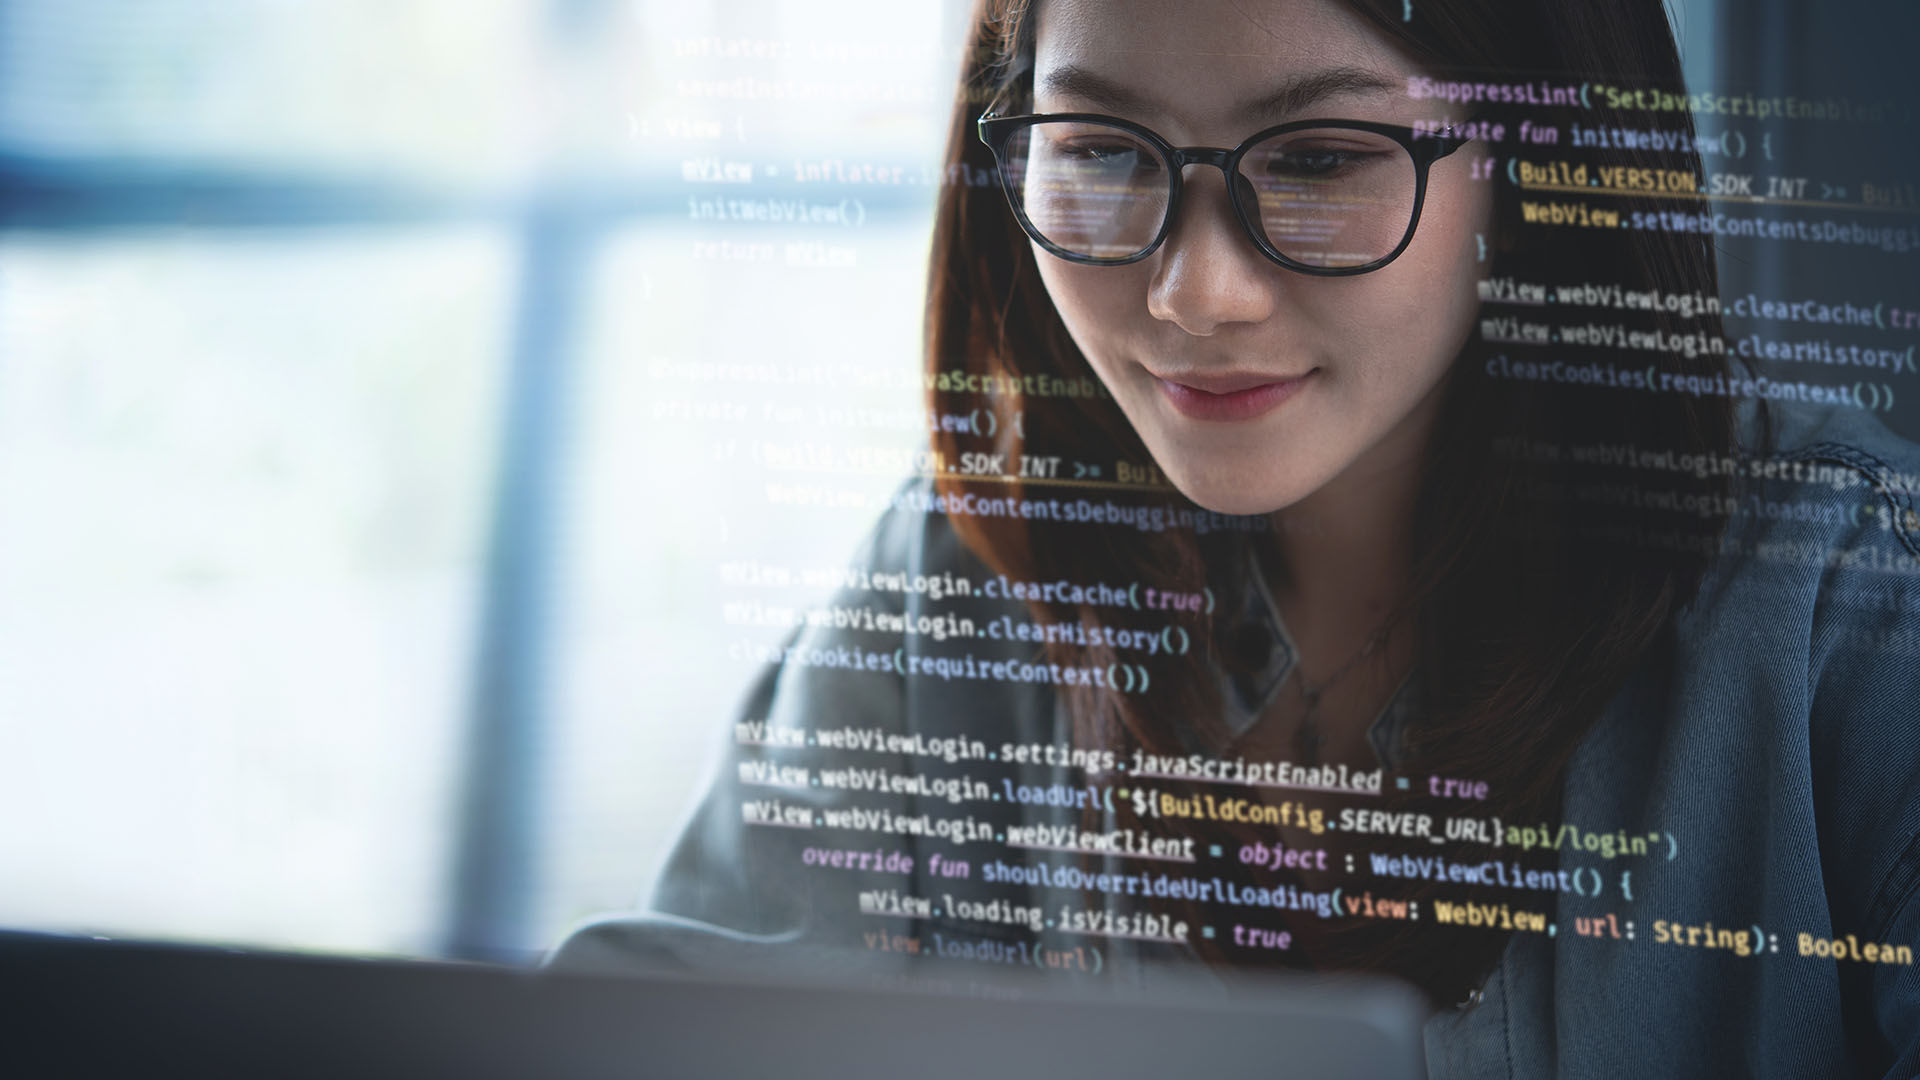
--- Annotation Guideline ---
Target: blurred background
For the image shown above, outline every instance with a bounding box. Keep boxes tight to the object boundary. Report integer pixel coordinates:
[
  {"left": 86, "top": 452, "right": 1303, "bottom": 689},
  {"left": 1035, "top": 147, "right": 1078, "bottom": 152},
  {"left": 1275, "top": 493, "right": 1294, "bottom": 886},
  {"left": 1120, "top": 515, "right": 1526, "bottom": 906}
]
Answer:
[
  {"left": 0, "top": 0, "right": 970, "bottom": 965},
  {"left": 0, "top": 0, "right": 1912, "bottom": 966}
]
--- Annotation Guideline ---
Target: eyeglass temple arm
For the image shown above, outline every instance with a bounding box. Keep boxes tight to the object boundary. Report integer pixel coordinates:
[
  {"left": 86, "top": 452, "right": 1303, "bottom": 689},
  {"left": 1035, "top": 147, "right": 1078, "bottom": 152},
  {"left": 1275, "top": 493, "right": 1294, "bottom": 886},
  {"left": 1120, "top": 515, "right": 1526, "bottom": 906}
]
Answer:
[
  {"left": 1417, "top": 124, "right": 1474, "bottom": 163},
  {"left": 1423, "top": 108, "right": 1493, "bottom": 160},
  {"left": 978, "top": 81, "right": 1019, "bottom": 125}
]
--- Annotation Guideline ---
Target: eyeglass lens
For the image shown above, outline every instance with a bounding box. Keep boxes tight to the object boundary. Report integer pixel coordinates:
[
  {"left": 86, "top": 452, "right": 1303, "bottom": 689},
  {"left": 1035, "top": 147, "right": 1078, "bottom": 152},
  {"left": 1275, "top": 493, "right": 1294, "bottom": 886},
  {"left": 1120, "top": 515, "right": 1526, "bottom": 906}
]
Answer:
[{"left": 1002, "top": 120, "right": 1419, "bottom": 268}]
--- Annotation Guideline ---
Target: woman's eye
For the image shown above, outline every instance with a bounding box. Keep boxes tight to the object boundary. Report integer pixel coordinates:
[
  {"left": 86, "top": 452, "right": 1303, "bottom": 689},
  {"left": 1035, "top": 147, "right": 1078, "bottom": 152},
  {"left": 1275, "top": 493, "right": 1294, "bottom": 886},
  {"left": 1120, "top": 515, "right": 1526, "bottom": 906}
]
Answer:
[
  {"left": 1062, "top": 142, "right": 1150, "bottom": 166},
  {"left": 1269, "top": 149, "right": 1364, "bottom": 176}
]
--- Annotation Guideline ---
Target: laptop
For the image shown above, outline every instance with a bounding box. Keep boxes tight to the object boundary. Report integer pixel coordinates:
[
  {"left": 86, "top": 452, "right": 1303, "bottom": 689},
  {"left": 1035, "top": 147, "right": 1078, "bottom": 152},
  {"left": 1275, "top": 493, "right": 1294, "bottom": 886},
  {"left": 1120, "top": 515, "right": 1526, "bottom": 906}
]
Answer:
[{"left": 0, "top": 929, "right": 1429, "bottom": 1078}]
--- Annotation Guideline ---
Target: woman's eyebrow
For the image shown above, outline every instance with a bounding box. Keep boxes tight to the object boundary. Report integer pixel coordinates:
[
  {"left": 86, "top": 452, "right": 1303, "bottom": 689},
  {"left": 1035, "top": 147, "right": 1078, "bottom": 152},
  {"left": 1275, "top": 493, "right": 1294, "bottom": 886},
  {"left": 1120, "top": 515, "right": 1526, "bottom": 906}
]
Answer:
[
  {"left": 1037, "top": 62, "right": 1400, "bottom": 122},
  {"left": 1036, "top": 64, "right": 1158, "bottom": 115},
  {"left": 1233, "top": 66, "right": 1400, "bottom": 120}
]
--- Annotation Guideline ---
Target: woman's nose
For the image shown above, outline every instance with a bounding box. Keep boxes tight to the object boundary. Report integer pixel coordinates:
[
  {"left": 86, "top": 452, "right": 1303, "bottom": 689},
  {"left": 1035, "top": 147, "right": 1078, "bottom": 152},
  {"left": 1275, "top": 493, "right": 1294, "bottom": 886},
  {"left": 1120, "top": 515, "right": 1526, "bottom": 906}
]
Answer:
[{"left": 1145, "top": 167, "right": 1280, "bottom": 336}]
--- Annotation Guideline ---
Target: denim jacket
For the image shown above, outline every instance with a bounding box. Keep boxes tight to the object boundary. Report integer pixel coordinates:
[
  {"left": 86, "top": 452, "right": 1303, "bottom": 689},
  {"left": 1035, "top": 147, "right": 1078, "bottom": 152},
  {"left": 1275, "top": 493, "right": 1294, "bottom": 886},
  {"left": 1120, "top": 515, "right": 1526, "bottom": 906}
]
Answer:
[{"left": 551, "top": 399, "right": 1920, "bottom": 1078}]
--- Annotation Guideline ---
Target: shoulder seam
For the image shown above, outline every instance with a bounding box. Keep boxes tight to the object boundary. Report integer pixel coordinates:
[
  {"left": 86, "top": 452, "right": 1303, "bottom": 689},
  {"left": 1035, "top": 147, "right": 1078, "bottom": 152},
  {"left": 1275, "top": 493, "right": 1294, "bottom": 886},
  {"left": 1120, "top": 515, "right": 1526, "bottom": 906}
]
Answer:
[
  {"left": 1865, "top": 829, "right": 1920, "bottom": 944},
  {"left": 1782, "top": 440, "right": 1920, "bottom": 563}
]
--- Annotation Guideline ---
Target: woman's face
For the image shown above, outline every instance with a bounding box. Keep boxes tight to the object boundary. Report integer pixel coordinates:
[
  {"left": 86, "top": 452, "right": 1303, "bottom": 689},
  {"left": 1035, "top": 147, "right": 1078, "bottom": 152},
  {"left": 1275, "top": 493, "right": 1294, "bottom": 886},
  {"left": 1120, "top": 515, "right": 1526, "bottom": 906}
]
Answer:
[{"left": 1029, "top": 0, "right": 1491, "bottom": 516}]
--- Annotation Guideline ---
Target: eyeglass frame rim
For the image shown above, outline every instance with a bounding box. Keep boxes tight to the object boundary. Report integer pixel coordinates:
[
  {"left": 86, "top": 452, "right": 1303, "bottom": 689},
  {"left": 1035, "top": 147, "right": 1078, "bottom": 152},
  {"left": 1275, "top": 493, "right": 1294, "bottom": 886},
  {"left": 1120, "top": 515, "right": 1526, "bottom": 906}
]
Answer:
[{"left": 975, "top": 97, "right": 1473, "bottom": 277}]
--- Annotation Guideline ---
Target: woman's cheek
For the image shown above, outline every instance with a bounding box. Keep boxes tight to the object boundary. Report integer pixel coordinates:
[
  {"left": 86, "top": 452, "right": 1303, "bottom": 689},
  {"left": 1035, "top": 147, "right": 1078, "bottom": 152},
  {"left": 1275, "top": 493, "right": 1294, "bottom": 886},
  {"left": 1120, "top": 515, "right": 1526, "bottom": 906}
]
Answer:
[{"left": 1035, "top": 257, "right": 1150, "bottom": 392}]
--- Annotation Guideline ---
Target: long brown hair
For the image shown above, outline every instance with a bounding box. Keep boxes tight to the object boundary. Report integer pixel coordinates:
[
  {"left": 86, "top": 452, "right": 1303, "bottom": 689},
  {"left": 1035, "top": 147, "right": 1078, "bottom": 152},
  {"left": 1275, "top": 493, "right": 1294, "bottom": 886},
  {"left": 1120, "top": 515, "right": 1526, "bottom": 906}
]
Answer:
[{"left": 924, "top": 0, "right": 1738, "bottom": 1004}]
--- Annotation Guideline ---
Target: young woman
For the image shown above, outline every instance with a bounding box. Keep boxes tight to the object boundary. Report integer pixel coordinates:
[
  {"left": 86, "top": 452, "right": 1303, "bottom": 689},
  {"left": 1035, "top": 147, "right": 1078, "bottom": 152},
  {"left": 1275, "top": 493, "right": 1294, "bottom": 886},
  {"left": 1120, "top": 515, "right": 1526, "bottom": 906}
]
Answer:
[{"left": 557, "top": 0, "right": 1920, "bottom": 1073}]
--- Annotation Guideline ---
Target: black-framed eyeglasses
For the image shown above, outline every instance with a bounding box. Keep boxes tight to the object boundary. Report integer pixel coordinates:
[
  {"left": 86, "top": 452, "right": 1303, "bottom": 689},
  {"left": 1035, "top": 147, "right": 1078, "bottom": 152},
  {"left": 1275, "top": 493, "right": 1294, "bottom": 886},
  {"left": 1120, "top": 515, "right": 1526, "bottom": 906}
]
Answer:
[{"left": 976, "top": 94, "right": 1471, "bottom": 276}]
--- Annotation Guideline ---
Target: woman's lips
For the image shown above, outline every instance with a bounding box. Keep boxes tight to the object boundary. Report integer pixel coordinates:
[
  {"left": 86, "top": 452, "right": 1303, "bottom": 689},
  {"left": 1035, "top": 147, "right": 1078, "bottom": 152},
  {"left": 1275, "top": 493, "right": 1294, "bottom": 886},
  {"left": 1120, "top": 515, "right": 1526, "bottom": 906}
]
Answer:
[{"left": 1154, "top": 369, "right": 1315, "bottom": 422}]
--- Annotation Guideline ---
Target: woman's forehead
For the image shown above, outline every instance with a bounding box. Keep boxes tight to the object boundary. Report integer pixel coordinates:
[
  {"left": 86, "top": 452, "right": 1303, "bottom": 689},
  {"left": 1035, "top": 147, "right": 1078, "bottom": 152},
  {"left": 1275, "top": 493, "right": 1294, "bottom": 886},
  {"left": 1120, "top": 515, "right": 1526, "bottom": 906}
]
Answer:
[{"left": 1032, "top": 0, "right": 1414, "bottom": 123}]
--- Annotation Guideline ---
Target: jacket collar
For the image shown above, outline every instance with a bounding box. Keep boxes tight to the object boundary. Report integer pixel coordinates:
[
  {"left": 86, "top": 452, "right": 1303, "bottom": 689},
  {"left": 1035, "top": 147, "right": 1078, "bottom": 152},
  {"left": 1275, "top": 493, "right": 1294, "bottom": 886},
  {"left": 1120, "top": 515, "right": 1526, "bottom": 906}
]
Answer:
[{"left": 1207, "top": 542, "right": 1417, "bottom": 771}]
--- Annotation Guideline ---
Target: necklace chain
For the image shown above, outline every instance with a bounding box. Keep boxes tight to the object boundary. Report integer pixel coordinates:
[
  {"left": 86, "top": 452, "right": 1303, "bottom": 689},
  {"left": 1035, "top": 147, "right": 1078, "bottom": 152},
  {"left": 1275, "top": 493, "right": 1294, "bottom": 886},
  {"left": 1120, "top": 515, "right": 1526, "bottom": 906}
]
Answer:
[{"left": 1290, "top": 610, "right": 1408, "bottom": 766}]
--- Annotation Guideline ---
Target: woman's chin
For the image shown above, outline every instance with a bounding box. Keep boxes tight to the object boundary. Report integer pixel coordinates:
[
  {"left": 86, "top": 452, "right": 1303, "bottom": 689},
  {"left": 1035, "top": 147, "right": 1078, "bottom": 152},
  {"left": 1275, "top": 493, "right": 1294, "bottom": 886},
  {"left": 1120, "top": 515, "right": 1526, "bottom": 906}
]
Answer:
[{"left": 1163, "top": 471, "right": 1304, "bottom": 518}]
